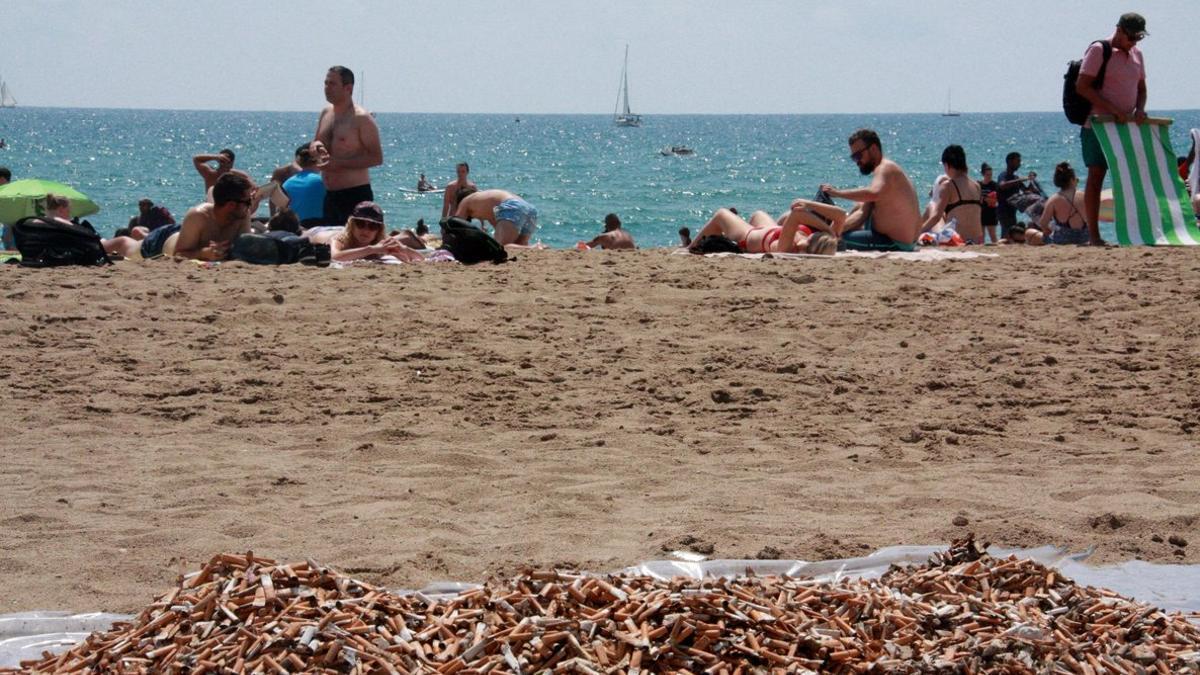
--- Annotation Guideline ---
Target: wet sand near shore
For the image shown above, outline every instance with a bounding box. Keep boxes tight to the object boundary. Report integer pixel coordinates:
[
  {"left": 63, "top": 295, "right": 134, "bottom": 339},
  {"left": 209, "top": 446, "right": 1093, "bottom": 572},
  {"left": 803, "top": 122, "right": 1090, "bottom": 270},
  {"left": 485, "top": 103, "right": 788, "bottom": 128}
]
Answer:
[{"left": 0, "top": 247, "right": 1197, "bottom": 614}]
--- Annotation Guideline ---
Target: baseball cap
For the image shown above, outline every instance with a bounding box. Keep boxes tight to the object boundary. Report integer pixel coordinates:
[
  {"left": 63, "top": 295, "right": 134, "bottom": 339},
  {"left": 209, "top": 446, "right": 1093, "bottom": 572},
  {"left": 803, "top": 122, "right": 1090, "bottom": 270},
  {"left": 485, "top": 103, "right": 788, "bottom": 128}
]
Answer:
[
  {"left": 350, "top": 201, "right": 385, "bottom": 225},
  {"left": 1118, "top": 12, "right": 1148, "bottom": 39}
]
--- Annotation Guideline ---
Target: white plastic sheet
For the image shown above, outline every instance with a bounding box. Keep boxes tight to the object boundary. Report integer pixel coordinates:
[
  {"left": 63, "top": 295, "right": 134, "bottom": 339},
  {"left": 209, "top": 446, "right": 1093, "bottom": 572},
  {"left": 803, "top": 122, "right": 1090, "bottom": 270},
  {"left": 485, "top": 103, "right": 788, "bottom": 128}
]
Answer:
[
  {"left": 628, "top": 544, "right": 1200, "bottom": 614},
  {"left": 0, "top": 612, "right": 128, "bottom": 668},
  {"left": 4, "top": 546, "right": 1198, "bottom": 668}
]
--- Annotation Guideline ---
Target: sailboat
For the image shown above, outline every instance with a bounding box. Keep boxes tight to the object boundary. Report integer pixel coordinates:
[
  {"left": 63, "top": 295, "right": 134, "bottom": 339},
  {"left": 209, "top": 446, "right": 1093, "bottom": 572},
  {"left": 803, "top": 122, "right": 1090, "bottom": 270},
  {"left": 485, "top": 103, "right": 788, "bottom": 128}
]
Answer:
[
  {"left": 0, "top": 75, "right": 16, "bottom": 109},
  {"left": 613, "top": 45, "right": 641, "bottom": 127},
  {"left": 941, "top": 88, "right": 960, "bottom": 117},
  {"left": 360, "top": 70, "right": 376, "bottom": 118}
]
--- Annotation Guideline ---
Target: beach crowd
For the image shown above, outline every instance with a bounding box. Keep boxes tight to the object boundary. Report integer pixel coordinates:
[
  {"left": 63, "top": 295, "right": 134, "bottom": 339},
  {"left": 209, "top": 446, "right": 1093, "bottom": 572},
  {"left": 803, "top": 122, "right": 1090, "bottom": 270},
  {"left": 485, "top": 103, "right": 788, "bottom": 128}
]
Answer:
[{"left": 4, "top": 12, "right": 1195, "bottom": 265}]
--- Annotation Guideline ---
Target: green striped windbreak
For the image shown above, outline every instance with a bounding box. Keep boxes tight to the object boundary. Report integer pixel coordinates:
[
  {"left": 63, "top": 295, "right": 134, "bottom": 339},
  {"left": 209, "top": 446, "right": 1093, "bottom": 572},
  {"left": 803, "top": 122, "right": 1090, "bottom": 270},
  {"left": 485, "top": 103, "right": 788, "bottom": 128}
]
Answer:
[{"left": 1093, "top": 118, "right": 1200, "bottom": 246}]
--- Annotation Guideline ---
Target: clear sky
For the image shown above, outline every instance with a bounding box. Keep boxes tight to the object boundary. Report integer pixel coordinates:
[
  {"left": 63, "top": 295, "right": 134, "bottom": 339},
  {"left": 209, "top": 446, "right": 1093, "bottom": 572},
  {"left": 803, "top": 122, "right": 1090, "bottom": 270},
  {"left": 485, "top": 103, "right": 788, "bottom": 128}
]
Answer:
[{"left": 3, "top": 0, "right": 1194, "bottom": 114}]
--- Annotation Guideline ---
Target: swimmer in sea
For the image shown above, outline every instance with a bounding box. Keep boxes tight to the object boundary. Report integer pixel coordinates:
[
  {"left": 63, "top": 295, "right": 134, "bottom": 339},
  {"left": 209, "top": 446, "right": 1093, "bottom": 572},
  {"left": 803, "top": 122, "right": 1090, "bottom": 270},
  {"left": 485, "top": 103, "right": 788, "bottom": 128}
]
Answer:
[
  {"left": 441, "top": 162, "right": 478, "bottom": 219},
  {"left": 678, "top": 227, "right": 692, "bottom": 247},
  {"left": 581, "top": 213, "right": 636, "bottom": 250},
  {"left": 193, "top": 148, "right": 235, "bottom": 193}
]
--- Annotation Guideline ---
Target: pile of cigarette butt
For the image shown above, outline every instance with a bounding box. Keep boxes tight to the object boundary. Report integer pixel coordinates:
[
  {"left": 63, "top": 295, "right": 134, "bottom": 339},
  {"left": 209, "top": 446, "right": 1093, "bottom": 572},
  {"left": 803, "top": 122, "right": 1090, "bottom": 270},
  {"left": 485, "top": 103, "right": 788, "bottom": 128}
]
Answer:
[{"left": 8, "top": 537, "right": 1200, "bottom": 673}]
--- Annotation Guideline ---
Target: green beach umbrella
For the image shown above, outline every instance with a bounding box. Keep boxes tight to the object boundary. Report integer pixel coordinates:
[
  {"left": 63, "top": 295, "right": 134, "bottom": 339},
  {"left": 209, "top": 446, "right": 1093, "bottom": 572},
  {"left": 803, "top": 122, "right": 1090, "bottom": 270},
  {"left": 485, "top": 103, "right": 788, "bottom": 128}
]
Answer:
[{"left": 0, "top": 179, "right": 101, "bottom": 224}]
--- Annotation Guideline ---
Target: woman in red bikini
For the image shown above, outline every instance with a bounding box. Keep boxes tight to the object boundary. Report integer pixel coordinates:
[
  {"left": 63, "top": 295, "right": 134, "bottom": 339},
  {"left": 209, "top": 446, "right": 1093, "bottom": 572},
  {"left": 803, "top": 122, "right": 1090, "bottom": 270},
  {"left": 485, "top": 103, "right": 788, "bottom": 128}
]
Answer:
[{"left": 689, "top": 199, "right": 844, "bottom": 255}]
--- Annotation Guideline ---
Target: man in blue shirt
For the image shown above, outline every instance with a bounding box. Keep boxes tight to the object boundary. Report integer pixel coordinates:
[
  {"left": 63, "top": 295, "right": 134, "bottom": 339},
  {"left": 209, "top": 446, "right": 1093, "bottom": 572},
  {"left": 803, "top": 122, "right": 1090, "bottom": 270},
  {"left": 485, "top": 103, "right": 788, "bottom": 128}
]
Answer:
[{"left": 282, "top": 143, "right": 328, "bottom": 229}]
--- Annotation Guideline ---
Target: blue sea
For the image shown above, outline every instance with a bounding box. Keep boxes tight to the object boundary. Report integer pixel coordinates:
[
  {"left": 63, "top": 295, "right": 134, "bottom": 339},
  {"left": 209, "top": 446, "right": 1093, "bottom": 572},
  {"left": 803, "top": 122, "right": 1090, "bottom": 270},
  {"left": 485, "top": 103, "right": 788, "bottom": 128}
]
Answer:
[{"left": 2, "top": 108, "right": 1198, "bottom": 247}]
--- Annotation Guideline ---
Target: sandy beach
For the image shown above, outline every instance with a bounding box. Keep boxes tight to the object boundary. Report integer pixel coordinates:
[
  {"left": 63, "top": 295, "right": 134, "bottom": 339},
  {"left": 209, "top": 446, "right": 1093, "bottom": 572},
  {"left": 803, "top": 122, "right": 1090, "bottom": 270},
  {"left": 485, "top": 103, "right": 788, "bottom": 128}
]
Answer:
[{"left": 1, "top": 247, "right": 1197, "bottom": 615}]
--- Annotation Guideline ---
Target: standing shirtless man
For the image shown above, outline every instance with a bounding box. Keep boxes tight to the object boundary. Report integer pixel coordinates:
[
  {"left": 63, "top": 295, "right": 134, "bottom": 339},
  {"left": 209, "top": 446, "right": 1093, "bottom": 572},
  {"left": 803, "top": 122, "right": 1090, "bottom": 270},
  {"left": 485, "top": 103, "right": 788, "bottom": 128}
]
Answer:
[
  {"left": 819, "top": 128, "right": 921, "bottom": 251},
  {"left": 314, "top": 66, "right": 383, "bottom": 227}
]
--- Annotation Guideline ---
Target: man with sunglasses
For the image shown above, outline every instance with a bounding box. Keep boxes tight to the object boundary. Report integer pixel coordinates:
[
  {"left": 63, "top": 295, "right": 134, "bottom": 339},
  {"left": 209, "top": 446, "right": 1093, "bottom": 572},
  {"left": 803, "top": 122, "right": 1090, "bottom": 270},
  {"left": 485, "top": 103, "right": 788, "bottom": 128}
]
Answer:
[
  {"left": 819, "top": 128, "right": 921, "bottom": 251},
  {"left": 172, "top": 172, "right": 257, "bottom": 261},
  {"left": 1076, "top": 12, "right": 1148, "bottom": 246}
]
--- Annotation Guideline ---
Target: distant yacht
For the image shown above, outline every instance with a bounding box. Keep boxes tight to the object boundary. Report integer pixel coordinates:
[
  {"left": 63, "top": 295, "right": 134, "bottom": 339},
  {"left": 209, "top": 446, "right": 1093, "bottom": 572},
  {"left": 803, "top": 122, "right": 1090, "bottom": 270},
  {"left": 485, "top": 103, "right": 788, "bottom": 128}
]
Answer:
[
  {"left": 942, "top": 89, "right": 961, "bottom": 117},
  {"left": 0, "top": 75, "right": 16, "bottom": 109},
  {"left": 613, "top": 45, "right": 641, "bottom": 127}
]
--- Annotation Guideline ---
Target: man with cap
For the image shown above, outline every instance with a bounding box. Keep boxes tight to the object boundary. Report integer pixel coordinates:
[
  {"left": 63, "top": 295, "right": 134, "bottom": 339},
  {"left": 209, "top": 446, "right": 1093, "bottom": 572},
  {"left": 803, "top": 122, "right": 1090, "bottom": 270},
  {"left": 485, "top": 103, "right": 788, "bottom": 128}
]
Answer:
[{"left": 1076, "top": 12, "right": 1148, "bottom": 245}]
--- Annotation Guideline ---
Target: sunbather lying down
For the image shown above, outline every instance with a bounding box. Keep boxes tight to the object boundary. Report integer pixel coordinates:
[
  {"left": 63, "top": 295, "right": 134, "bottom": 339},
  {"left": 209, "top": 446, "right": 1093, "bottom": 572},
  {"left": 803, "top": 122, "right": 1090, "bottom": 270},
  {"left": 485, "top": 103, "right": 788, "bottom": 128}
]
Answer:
[{"left": 689, "top": 200, "right": 845, "bottom": 256}]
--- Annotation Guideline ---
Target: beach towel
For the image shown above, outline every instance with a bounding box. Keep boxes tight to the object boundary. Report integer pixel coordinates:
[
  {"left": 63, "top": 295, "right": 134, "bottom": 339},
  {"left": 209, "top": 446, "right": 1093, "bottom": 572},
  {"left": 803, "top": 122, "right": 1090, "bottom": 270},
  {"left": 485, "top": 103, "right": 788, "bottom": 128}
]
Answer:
[
  {"left": 1090, "top": 117, "right": 1200, "bottom": 245},
  {"left": 673, "top": 248, "right": 995, "bottom": 261}
]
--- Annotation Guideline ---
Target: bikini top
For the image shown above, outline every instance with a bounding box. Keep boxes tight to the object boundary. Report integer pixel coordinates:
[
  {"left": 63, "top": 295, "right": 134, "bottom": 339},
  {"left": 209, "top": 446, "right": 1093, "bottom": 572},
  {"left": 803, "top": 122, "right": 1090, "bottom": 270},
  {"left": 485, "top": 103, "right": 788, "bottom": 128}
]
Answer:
[
  {"left": 1053, "top": 190, "right": 1087, "bottom": 228},
  {"left": 945, "top": 179, "right": 983, "bottom": 214}
]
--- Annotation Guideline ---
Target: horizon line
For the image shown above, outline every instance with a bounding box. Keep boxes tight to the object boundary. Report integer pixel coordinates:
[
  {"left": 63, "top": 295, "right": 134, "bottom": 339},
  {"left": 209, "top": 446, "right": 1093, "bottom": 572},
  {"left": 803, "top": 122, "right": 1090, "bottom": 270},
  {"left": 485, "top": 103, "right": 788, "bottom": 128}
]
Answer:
[{"left": 9, "top": 104, "right": 1200, "bottom": 117}]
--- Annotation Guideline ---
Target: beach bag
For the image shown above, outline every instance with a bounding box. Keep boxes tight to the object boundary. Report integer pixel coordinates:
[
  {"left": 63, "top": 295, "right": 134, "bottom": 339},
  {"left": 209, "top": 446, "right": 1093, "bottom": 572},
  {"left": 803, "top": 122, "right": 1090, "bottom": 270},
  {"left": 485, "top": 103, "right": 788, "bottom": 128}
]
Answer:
[
  {"left": 918, "top": 222, "right": 965, "bottom": 247},
  {"left": 690, "top": 234, "right": 742, "bottom": 254},
  {"left": 1063, "top": 40, "right": 1112, "bottom": 125},
  {"left": 12, "top": 216, "right": 111, "bottom": 267},
  {"left": 440, "top": 217, "right": 508, "bottom": 264},
  {"left": 232, "top": 233, "right": 328, "bottom": 266}
]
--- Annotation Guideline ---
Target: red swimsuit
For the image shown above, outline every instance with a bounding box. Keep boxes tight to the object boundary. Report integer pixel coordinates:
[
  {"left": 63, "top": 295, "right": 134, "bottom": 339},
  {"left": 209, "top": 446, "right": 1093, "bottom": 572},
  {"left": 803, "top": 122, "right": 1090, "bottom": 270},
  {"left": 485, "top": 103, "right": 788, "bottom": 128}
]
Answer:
[{"left": 739, "top": 225, "right": 813, "bottom": 253}]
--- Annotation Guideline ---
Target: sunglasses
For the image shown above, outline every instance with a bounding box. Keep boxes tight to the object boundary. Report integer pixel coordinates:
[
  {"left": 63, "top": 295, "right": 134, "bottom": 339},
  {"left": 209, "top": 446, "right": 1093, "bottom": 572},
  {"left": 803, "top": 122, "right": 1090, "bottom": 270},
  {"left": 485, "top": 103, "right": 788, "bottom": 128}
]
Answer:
[
  {"left": 850, "top": 146, "right": 871, "bottom": 162},
  {"left": 233, "top": 198, "right": 253, "bottom": 208}
]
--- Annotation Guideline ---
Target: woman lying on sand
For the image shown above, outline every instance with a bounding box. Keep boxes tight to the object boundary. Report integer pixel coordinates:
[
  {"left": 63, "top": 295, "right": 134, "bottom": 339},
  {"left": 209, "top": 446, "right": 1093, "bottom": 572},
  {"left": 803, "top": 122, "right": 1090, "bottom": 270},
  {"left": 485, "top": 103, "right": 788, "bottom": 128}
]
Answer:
[
  {"left": 43, "top": 194, "right": 146, "bottom": 259},
  {"left": 689, "top": 200, "right": 842, "bottom": 255},
  {"left": 326, "top": 202, "right": 424, "bottom": 263}
]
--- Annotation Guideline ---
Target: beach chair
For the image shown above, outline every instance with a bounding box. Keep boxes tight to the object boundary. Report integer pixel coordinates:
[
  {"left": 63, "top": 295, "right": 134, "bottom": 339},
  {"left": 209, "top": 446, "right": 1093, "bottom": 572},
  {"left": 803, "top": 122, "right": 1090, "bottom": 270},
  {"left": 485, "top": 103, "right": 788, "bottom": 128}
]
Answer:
[{"left": 1090, "top": 116, "right": 1200, "bottom": 245}]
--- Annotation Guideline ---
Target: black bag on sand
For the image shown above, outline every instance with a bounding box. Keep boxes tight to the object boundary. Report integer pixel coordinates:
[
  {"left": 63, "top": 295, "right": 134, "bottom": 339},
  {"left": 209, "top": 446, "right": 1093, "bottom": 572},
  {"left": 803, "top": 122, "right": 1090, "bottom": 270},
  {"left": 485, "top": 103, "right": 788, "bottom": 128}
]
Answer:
[
  {"left": 440, "top": 217, "right": 508, "bottom": 265},
  {"left": 690, "top": 234, "right": 742, "bottom": 254},
  {"left": 1063, "top": 40, "right": 1112, "bottom": 125},
  {"left": 13, "top": 216, "right": 111, "bottom": 267},
  {"left": 232, "top": 233, "right": 329, "bottom": 266}
]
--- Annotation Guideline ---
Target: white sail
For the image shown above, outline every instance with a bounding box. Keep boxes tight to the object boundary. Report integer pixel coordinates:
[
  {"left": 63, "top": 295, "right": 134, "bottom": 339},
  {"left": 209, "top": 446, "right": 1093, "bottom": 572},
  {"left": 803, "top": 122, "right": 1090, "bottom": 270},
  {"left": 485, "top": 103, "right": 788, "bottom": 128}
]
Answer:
[
  {"left": 0, "top": 78, "right": 16, "bottom": 108},
  {"left": 622, "top": 49, "right": 631, "bottom": 115},
  {"left": 613, "top": 46, "right": 641, "bottom": 127},
  {"left": 942, "top": 88, "right": 959, "bottom": 117}
]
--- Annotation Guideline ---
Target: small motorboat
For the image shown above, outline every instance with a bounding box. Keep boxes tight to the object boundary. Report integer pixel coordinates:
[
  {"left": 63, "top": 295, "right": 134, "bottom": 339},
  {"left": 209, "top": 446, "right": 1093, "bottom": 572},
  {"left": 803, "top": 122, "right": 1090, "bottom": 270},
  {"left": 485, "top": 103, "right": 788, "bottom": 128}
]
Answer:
[{"left": 660, "top": 145, "right": 695, "bottom": 156}]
